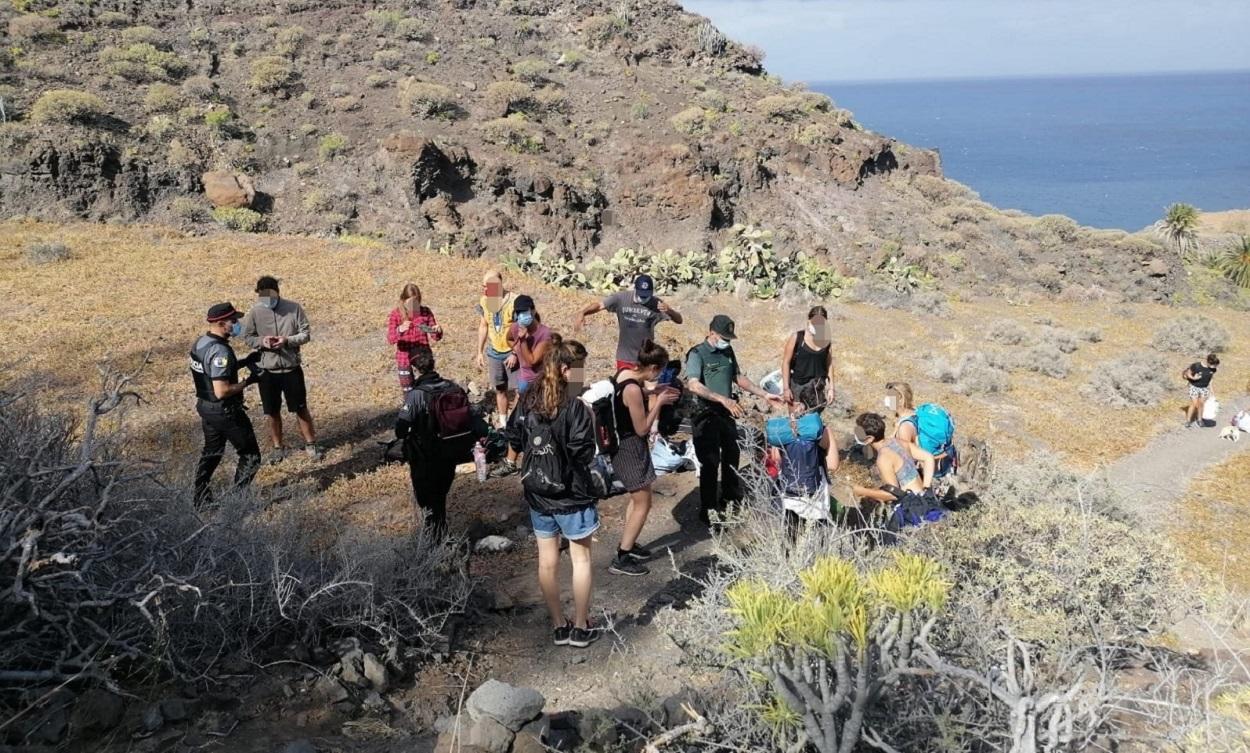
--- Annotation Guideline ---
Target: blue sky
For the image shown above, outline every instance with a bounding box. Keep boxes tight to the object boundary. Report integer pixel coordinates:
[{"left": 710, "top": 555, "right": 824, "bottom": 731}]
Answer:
[{"left": 683, "top": 0, "right": 1250, "bottom": 82}]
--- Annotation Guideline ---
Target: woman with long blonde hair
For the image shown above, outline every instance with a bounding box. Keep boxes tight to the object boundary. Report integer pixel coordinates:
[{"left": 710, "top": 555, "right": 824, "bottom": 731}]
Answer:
[
  {"left": 386, "top": 283, "right": 443, "bottom": 392},
  {"left": 507, "top": 339, "right": 602, "bottom": 648}
]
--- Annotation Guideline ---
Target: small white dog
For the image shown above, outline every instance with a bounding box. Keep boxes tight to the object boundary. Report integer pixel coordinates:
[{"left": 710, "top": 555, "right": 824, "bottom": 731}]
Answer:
[{"left": 1220, "top": 425, "right": 1241, "bottom": 442}]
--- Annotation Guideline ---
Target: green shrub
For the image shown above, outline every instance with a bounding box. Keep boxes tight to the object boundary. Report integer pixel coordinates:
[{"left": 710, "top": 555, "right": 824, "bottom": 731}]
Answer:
[
  {"left": 8, "top": 14, "right": 63, "bottom": 43},
  {"left": 365, "top": 73, "right": 391, "bottom": 89},
  {"left": 102, "top": 43, "right": 188, "bottom": 82},
  {"left": 556, "top": 49, "right": 583, "bottom": 69},
  {"left": 170, "top": 196, "right": 209, "bottom": 223},
  {"left": 181, "top": 75, "right": 215, "bottom": 100},
  {"left": 1031, "top": 213, "right": 1081, "bottom": 246},
  {"left": 204, "top": 106, "right": 232, "bottom": 130},
  {"left": 793, "top": 253, "right": 851, "bottom": 298},
  {"left": 628, "top": 100, "right": 650, "bottom": 120},
  {"left": 695, "top": 88, "right": 729, "bottom": 113},
  {"left": 795, "top": 122, "right": 840, "bottom": 146},
  {"left": 317, "top": 132, "right": 346, "bottom": 160},
  {"left": 98, "top": 11, "right": 130, "bottom": 28},
  {"left": 120, "top": 25, "right": 167, "bottom": 49},
  {"left": 29, "top": 89, "right": 107, "bottom": 125},
  {"left": 424, "top": 51, "right": 440, "bottom": 65},
  {"left": 583, "top": 13, "right": 630, "bottom": 49},
  {"left": 397, "top": 79, "right": 455, "bottom": 118},
  {"left": 1216, "top": 236, "right": 1250, "bottom": 289},
  {"left": 249, "top": 55, "right": 298, "bottom": 93},
  {"left": 25, "top": 241, "right": 71, "bottom": 264},
  {"left": 486, "top": 80, "right": 532, "bottom": 112},
  {"left": 480, "top": 114, "right": 544, "bottom": 154},
  {"left": 511, "top": 57, "right": 548, "bottom": 82},
  {"left": 396, "top": 18, "right": 429, "bottom": 42},
  {"left": 212, "top": 207, "right": 265, "bottom": 232},
  {"left": 373, "top": 49, "right": 403, "bottom": 71},
  {"left": 1152, "top": 314, "right": 1229, "bottom": 354},
  {"left": 365, "top": 9, "right": 404, "bottom": 35},
  {"left": 142, "top": 82, "right": 183, "bottom": 113},
  {"left": 274, "top": 25, "right": 305, "bottom": 58},
  {"left": 755, "top": 93, "right": 816, "bottom": 122},
  {"left": 1082, "top": 351, "right": 1170, "bottom": 406},
  {"left": 670, "top": 106, "right": 714, "bottom": 137},
  {"left": 144, "top": 114, "right": 176, "bottom": 139}
]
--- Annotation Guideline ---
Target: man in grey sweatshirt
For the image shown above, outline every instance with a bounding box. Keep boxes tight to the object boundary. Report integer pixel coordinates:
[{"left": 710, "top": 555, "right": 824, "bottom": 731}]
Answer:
[{"left": 242, "top": 275, "right": 322, "bottom": 463}]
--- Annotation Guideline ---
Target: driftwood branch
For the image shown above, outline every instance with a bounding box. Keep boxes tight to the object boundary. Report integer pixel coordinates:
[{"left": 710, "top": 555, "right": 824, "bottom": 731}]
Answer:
[{"left": 644, "top": 703, "right": 712, "bottom": 753}]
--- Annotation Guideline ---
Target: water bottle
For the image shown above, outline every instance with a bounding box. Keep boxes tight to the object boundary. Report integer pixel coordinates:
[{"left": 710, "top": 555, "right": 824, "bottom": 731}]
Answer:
[{"left": 474, "top": 440, "right": 487, "bottom": 483}]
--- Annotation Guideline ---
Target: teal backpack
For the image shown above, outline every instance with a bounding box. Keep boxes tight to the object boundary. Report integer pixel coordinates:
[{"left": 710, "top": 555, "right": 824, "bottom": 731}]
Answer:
[{"left": 902, "top": 404, "right": 956, "bottom": 476}]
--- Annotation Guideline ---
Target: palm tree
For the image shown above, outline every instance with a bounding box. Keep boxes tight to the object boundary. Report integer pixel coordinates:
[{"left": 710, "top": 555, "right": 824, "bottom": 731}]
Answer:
[
  {"left": 1153, "top": 203, "right": 1201, "bottom": 258},
  {"left": 1217, "top": 236, "right": 1250, "bottom": 289}
]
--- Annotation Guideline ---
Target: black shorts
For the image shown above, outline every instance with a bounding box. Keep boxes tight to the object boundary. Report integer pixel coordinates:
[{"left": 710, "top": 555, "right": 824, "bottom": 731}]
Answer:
[{"left": 259, "top": 368, "right": 308, "bottom": 416}]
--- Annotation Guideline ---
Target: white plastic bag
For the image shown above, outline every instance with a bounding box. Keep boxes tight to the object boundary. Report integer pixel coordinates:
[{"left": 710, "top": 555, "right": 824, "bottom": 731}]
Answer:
[
  {"left": 1233, "top": 410, "right": 1250, "bottom": 433},
  {"left": 1203, "top": 396, "right": 1220, "bottom": 422},
  {"left": 652, "top": 437, "right": 697, "bottom": 475},
  {"left": 760, "top": 370, "right": 784, "bottom": 396}
]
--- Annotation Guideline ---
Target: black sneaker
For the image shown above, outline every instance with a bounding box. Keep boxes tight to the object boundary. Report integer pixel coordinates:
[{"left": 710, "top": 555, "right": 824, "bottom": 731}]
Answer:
[
  {"left": 609, "top": 556, "right": 649, "bottom": 577},
  {"left": 623, "top": 544, "right": 652, "bottom": 560},
  {"left": 568, "top": 623, "right": 601, "bottom": 648},
  {"left": 552, "top": 621, "right": 573, "bottom": 646}
]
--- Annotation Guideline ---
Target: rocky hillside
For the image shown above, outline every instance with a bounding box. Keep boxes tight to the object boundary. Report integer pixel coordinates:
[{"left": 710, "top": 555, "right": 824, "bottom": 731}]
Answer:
[{"left": 0, "top": 0, "right": 1181, "bottom": 300}]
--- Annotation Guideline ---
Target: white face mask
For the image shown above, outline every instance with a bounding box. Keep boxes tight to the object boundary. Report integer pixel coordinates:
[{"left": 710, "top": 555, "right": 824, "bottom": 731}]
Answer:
[{"left": 884, "top": 395, "right": 898, "bottom": 411}]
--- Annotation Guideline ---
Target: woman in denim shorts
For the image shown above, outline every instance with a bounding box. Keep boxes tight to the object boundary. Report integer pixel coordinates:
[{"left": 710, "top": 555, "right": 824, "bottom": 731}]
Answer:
[{"left": 507, "top": 339, "right": 602, "bottom": 648}]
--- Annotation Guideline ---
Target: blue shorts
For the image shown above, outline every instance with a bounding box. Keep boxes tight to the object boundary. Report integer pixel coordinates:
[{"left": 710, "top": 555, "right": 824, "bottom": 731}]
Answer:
[{"left": 530, "top": 505, "right": 599, "bottom": 541}]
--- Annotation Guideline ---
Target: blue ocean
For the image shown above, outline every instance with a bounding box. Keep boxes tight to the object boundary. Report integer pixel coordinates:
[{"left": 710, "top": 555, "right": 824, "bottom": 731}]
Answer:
[{"left": 816, "top": 72, "right": 1250, "bottom": 230}]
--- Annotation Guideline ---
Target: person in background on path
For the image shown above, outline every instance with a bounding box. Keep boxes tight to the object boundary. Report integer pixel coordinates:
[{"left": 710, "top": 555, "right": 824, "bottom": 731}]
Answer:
[
  {"left": 242, "top": 276, "right": 321, "bottom": 464},
  {"left": 387, "top": 283, "right": 443, "bottom": 393},
  {"left": 685, "top": 314, "right": 784, "bottom": 526},
  {"left": 508, "top": 339, "right": 602, "bottom": 648},
  {"left": 490, "top": 295, "right": 553, "bottom": 478},
  {"left": 574, "top": 274, "right": 683, "bottom": 370},
  {"left": 477, "top": 267, "right": 517, "bottom": 427},
  {"left": 475, "top": 269, "right": 517, "bottom": 428},
  {"left": 608, "top": 341, "right": 680, "bottom": 577},
  {"left": 780, "top": 305, "right": 836, "bottom": 408},
  {"left": 190, "top": 303, "right": 262, "bottom": 506},
  {"left": 853, "top": 413, "right": 934, "bottom": 495},
  {"left": 394, "top": 346, "right": 461, "bottom": 538},
  {"left": 1183, "top": 353, "right": 1220, "bottom": 428}
]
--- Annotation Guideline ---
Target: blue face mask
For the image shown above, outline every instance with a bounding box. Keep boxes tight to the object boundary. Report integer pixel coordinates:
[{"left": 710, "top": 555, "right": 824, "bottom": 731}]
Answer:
[
  {"left": 713, "top": 337, "right": 731, "bottom": 351},
  {"left": 259, "top": 296, "right": 278, "bottom": 310},
  {"left": 516, "top": 312, "right": 535, "bottom": 328},
  {"left": 229, "top": 321, "right": 243, "bottom": 337}
]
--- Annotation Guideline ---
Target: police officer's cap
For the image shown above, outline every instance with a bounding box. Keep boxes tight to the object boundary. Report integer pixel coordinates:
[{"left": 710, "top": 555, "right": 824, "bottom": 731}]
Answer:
[{"left": 206, "top": 302, "right": 243, "bottom": 322}]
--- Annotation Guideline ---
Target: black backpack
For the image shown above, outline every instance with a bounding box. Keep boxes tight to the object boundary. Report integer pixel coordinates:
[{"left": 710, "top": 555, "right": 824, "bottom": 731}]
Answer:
[
  {"left": 590, "top": 389, "right": 619, "bottom": 456},
  {"left": 520, "top": 409, "right": 572, "bottom": 497}
]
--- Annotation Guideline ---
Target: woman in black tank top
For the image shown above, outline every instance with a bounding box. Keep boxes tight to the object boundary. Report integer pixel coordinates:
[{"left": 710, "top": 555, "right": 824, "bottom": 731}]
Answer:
[
  {"left": 608, "top": 342, "right": 679, "bottom": 576},
  {"left": 781, "top": 306, "right": 835, "bottom": 407}
]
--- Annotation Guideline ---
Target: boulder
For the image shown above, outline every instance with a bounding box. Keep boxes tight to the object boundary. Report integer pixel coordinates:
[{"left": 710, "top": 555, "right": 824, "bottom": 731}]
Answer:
[
  {"left": 159, "top": 698, "right": 190, "bottom": 723},
  {"left": 512, "top": 718, "right": 548, "bottom": 753},
  {"left": 468, "top": 716, "right": 515, "bottom": 753},
  {"left": 433, "top": 731, "right": 489, "bottom": 753},
  {"left": 473, "top": 535, "right": 514, "bottom": 553},
  {"left": 660, "top": 689, "right": 707, "bottom": 729},
  {"left": 1143, "top": 257, "right": 1170, "bottom": 277},
  {"left": 201, "top": 171, "right": 255, "bottom": 209},
  {"left": 362, "top": 653, "right": 388, "bottom": 693},
  {"left": 313, "top": 676, "right": 349, "bottom": 703},
  {"left": 465, "top": 680, "right": 544, "bottom": 732},
  {"left": 71, "top": 689, "right": 125, "bottom": 735}
]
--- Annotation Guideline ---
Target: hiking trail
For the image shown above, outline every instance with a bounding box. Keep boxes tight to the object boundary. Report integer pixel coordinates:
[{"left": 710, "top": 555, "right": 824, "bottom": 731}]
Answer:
[{"left": 1105, "top": 403, "right": 1250, "bottom": 522}]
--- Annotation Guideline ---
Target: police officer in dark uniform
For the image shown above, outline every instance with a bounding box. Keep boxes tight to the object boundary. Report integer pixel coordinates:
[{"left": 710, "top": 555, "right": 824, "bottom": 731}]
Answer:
[{"left": 191, "top": 302, "right": 263, "bottom": 506}]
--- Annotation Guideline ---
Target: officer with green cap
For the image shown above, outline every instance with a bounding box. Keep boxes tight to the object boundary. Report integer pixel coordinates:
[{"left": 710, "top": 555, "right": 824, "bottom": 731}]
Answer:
[
  {"left": 684, "top": 314, "right": 782, "bottom": 525},
  {"left": 190, "top": 302, "right": 262, "bottom": 506}
]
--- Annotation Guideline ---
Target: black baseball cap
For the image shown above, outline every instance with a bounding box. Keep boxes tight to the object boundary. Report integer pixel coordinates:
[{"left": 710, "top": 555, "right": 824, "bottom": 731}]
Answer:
[
  {"left": 206, "top": 302, "right": 243, "bottom": 322},
  {"left": 635, "top": 274, "right": 654, "bottom": 296},
  {"left": 514, "top": 294, "right": 536, "bottom": 313},
  {"left": 255, "top": 275, "right": 280, "bottom": 293},
  {"left": 710, "top": 314, "right": 736, "bottom": 340}
]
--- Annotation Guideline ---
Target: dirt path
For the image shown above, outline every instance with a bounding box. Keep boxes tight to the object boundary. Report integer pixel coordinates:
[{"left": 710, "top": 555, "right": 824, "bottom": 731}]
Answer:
[
  {"left": 463, "top": 470, "right": 714, "bottom": 713},
  {"left": 1105, "top": 402, "right": 1250, "bottom": 522}
]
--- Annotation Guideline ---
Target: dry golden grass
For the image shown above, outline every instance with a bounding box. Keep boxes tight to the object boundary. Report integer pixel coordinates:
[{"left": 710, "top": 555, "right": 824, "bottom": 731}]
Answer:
[
  {"left": 1201, "top": 209, "right": 1250, "bottom": 236},
  {"left": 1172, "top": 453, "right": 1250, "bottom": 588},
  {"left": 2, "top": 219, "right": 1248, "bottom": 542}
]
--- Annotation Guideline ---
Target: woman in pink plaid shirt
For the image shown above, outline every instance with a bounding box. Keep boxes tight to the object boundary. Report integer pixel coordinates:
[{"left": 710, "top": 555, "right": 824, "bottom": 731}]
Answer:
[{"left": 387, "top": 283, "right": 443, "bottom": 391}]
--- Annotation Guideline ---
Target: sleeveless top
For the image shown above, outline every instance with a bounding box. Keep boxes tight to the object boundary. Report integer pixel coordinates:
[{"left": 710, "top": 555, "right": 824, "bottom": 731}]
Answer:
[
  {"left": 613, "top": 376, "right": 645, "bottom": 439},
  {"left": 884, "top": 438, "right": 920, "bottom": 488},
  {"left": 789, "top": 330, "right": 831, "bottom": 383}
]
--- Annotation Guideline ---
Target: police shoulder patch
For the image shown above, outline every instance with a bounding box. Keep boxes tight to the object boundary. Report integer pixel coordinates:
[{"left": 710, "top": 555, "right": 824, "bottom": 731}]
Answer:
[{"left": 211, "top": 355, "right": 229, "bottom": 368}]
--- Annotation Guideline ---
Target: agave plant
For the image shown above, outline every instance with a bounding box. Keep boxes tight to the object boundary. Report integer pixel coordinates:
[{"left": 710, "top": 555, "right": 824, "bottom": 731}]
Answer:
[
  {"left": 1153, "top": 203, "right": 1201, "bottom": 259},
  {"left": 1217, "top": 236, "right": 1250, "bottom": 289}
]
